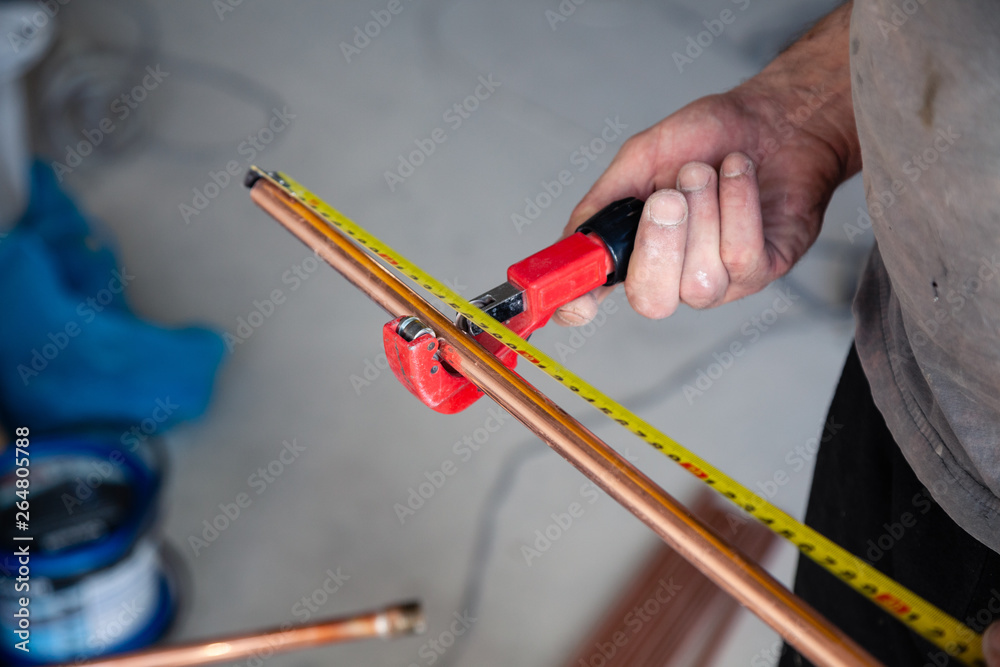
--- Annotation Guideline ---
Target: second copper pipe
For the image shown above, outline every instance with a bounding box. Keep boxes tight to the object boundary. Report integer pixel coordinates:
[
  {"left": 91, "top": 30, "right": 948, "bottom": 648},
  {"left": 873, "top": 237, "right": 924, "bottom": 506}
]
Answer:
[
  {"left": 248, "top": 171, "right": 880, "bottom": 667},
  {"left": 71, "top": 602, "right": 424, "bottom": 667}
]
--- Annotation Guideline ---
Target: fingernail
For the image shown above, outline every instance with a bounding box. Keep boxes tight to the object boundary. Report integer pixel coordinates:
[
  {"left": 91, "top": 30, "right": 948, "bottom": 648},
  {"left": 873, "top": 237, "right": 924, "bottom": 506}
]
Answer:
[
  {"left": 649, "top": 192, "right": 686, "bottom": 227},
  {"left": 722, "top": 154, "right": 752, "bottom": 178},
  {"left": 678, "top": 163, "right": 712, "bottom": 192},
  {"left": 555, "top": 307, "right": 588, "bottom": 326}
]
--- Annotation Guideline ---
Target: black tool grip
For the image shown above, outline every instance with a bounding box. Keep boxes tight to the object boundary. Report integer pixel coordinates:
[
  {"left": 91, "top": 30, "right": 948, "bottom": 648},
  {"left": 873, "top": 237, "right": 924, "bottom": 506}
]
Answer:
[{"left": 576, "top": 197, "right": 644, "bottom": 286}]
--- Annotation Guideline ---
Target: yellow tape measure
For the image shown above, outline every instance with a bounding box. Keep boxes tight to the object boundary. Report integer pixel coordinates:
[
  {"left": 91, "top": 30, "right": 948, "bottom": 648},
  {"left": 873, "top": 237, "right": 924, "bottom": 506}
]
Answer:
[{"left": 257, "top": 168, "right": 984, "bottom": 665}]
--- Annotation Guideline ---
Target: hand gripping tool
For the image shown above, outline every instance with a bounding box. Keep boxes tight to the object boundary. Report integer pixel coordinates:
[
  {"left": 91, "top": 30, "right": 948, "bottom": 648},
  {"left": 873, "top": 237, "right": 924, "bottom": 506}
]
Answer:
[{"left": 382, "top": 198, "right": 643, "bottom": 413}]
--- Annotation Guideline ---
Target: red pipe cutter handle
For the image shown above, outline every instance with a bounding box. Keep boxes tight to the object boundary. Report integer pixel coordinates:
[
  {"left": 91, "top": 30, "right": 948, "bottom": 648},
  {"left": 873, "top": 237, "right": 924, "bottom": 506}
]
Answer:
[{"left": 384, "top": 197, "right": 644, "bottom": 413}]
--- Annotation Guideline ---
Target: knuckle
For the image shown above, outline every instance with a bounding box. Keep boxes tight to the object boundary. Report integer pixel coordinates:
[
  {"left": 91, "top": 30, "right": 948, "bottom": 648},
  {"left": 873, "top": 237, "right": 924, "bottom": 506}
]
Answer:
[
  {"left": 721, "top": 248, "right": 762, "bottom": 284},
  {"left": 619, "top": 132, "right": 646, "bottom": 155},
  {"left": 617, "top": 133, "right": 656, "bottom": 170},
  {"left": 680, "top": 273, "right": 723, "bottom": 309},
  {"left": 625, "top": 285, "right": 677, "bottom": 320}
]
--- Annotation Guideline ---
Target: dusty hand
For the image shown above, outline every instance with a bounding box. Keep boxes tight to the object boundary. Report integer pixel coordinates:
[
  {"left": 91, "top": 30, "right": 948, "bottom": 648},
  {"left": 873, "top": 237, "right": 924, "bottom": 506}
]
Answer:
[{"left": 555, "top": 7, "right": 859, "bottom": 326}]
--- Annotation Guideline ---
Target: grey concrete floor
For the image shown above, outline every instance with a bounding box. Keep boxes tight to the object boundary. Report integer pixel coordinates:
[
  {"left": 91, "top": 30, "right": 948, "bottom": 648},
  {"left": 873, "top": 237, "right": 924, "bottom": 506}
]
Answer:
[{"left": 35, "top": 0, "right": 873, "bottom": 664}]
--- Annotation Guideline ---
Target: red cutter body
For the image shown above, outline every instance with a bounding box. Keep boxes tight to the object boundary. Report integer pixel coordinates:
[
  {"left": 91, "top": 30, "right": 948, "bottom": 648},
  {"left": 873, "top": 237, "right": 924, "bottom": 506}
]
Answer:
[
  {"left": 382, "top": 196, "right": 643, "bottom": 414},
  {"left": 383, "top": 232, "right": 613, "bottom": 414}
]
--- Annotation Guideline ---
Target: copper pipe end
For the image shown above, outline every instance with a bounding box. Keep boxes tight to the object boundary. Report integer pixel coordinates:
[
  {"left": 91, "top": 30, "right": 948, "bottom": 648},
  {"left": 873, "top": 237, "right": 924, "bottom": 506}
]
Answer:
[
  {"left": 69, "top": 601, "right": 424, "bottom": 667},
  {"left": 378, "top": 600, "right": 426, "bottom": 637}
]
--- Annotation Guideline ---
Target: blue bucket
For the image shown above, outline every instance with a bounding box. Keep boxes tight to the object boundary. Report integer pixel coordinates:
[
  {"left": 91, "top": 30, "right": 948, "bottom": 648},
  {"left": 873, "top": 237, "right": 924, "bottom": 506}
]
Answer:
[{"left": 0, "top": 432, "right": 176, "bottom": 665}]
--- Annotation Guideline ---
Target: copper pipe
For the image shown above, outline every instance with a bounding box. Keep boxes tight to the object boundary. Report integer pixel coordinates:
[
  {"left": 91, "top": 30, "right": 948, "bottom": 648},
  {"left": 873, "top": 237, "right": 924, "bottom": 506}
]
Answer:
[
  {"left": 248, "top": 174, "right": 881, "bottom": 667},
  {"left": 69, "top": 602, "right": 424, "bottom": 667}
]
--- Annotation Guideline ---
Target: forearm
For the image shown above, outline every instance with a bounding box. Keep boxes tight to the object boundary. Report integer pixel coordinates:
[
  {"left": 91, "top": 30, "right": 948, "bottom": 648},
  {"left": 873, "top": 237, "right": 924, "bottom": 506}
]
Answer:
[{"left": 738, "top": 2, "right": 861, "bottom": 179}]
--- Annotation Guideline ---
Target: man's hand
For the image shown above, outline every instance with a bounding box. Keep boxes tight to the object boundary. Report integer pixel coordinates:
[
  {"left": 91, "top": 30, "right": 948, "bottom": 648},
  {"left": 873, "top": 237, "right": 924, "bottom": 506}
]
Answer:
[
  {"left": 555, "top": 4, "right": 861, "bottom": 326},
  {"left": 986, "top": 622, "right": 1000, "bottom": 665}
]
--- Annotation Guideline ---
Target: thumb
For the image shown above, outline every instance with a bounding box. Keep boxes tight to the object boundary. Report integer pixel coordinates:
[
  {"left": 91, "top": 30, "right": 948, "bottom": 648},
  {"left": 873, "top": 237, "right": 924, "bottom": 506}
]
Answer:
[
  {"left": 553, "top": 196, "right": 628, "bottom": 326},
  {"left": 562, "top": 200, "right": 603, "bottom": 239},
  {"left": 984, "top": 621, "right": 1000, "bottom": 665},
  {"left": 553, "top": 285, "right": 614, "bottom": 327}
]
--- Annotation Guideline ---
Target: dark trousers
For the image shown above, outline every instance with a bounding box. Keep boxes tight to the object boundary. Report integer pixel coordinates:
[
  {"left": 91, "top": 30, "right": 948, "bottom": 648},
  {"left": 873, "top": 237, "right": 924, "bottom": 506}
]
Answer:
[{"left": 778, "top": 345, "right": 1000, "bottom": 667}]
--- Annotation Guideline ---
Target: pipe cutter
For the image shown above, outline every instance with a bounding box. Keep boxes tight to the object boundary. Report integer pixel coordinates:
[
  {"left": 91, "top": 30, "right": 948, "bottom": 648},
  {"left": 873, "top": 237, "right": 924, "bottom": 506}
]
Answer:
[{"left": 382, "top": 198, "right": 643, "bottom": 413}]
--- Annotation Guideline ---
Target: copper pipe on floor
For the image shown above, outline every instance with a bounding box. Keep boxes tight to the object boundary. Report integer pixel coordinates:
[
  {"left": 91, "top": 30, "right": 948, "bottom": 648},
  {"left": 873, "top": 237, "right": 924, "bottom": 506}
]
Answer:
[
  {"left": 69, "top": 602, "right": 424, "bottom": 667},
  {"left": 247, "top": 173, "right": 881, "bottom": 667}
]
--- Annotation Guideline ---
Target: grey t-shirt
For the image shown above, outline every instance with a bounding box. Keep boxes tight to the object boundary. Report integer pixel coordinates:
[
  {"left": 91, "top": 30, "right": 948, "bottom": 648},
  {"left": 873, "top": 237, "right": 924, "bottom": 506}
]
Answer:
[{"left": 851, "top": 1, "right": 1000, "bottom": 552}]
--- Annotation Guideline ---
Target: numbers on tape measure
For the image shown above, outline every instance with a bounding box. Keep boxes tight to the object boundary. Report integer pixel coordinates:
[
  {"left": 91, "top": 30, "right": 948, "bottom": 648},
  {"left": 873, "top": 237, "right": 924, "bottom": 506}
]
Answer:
[{"left": 263, "top": 170, "right": 984, "bottom": 666}]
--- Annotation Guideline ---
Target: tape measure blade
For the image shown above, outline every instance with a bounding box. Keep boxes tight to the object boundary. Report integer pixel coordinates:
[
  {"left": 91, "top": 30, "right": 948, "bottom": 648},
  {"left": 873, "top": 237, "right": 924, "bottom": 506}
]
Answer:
[{"left": 262, "top": 170, "right": 984, "bottom": 666}]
